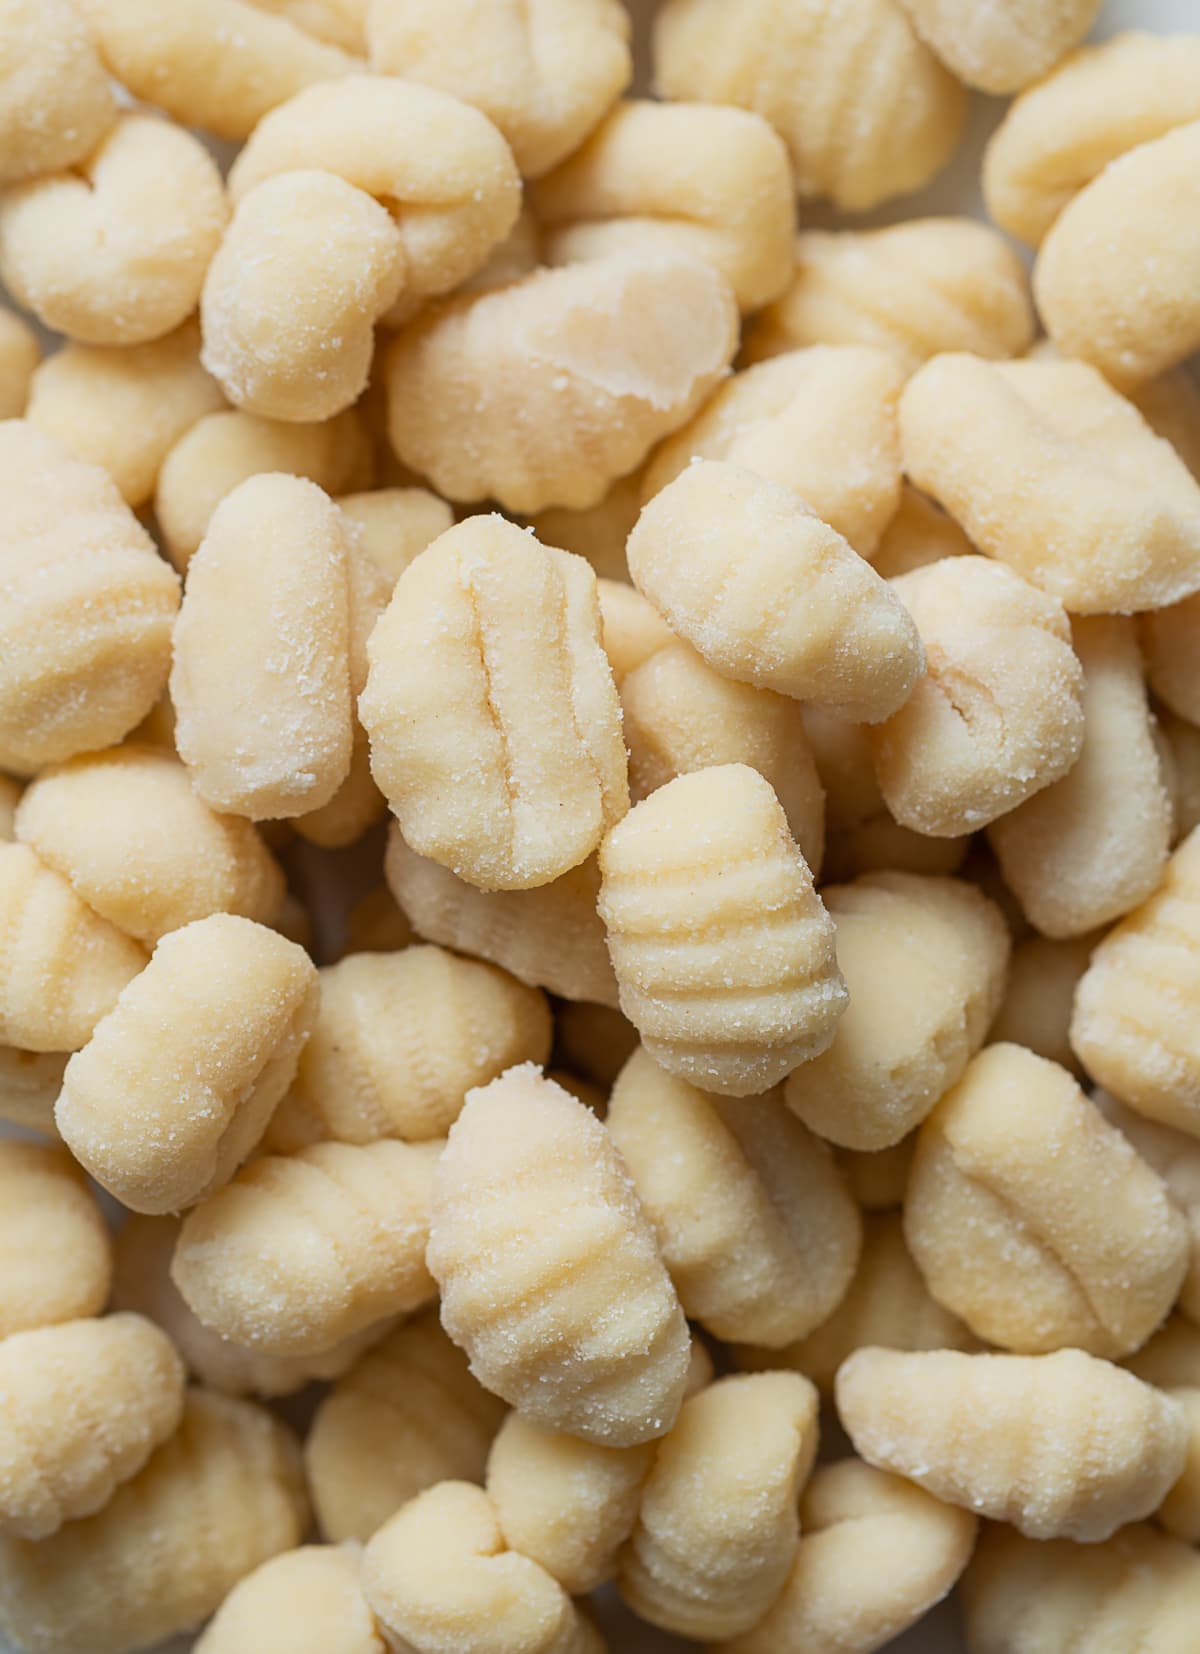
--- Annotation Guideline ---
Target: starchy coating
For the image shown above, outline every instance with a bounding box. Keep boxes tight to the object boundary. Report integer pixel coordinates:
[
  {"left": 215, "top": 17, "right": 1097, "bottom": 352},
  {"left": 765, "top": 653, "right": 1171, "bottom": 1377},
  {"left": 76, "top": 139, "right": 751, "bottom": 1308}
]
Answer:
[
  {"left": 0, "top": 1389, "right": 308, "bottom": 1654},
  {"left": 0, "top": 1046, "right": 64, "bottom": 1136},
  {"left": 429, "top": 1066, "right": 689, "bottom": 1447},
  {"left": 534, "top": 477, "right": 641, "bottom": 587},
  {"left": 1035, "top": 122, "right": 1200, "bottom": 387},
  {"left": 201, "top": 171, "right": 403, "bottom": 424},
  {"left": 172, "top": 1138, "right": 441, "bottom": 1357},
  {"left": 156, "top": 406, "right": 371, "bottom": 572},
  {"left": 554, "top": 1003, "right": 638, "bottom": 1094},
  {"left": 783, "top": 871, "right": 1009, "bottom": 1151},
  {"left": 57, "top": 915, "right": 318, "bottom": 1214},
  {"left": 362, "top": 517, "right": 627, "bottom": 891},
  {"left": 363, "top": 1481, "right": 604, "bottom": 1654},
  {"left": 1099, "top": 1092, "right": 1200, "bottom": 1325},
  {"left": 745, "top": 222, "right": 1034, "bottom": 374},
  {"left": 366, "top": 0, "right": 631, "bottom": 178},
  {"left": 653, "top": 0, "right": 965, "bottom": 212},
  {"left": 1071, "top": 828, "right": 1200, "bottom": 1135},
  {"left": 0, "top": 842, "right": 147, "bottom": 1053},
  {"left": 901, "top": 355, "right": 1200, "bottom": 615},
  {"left": 196, "top": 1545, "right": 384, "bottom": 1654},
  {"left": 596, "top": 582, "right": 675, "bottom": 686},
  {"left": 25, "top": 324, "right": 223, "bottom": 508},
  {"left": 607, "top": 1048, "right": 860, "bottom": 1348},
  {"left": 384, "top": 253, "right": 738, "bottom": 514},
  {"left": 869, "top": 487, "right": 975, "bottom": 581},
  {"left": 0, "top": 1142, "right": 111, "bottom": 1338},
  {"left": 628, "top": 463, "right": 922, "bottom": 724},
  {"left": 535, "top": 100, "right": 794, "bottom": 313},
  {"left": 487, "top": 1414, "right": 652, "bottom": 1596},
  {"left": 112, "top": 1214, "right": 392, "bottom": 1400},
  {"left": 16, "top": 747, "right": 285, "bottom": 946},
  {"left": 642, "top": 347, "right": 904, "bottom": 559},
  {"left": 264, "top": 945, "right": 551, "bottom": 1150},
  {"left": 802, "top": 709, "right": 969, "bottom": 883},
  {"left": 386, "top": 829, "right": 619, "bottom": 1007},
  {"left": 621, "top": 639, "right": 825, "bottom": 873},
  {"left": 962, "top": 1522, "right": 1200, "bottom": 1654},
  {"left": 897, "top": 0, "right": 1100, "bottom": 92},
  {"left": 0, "top": 421, "right": 180, "bottom": 776},
  {"left": 835, "top": 1141, "right": 916, "bottom": 1212},
  {"left": 618, "top": 1372, "right": 818, "bottom": 1640},
  {"left": 905, "top": 1043, "right": 1187, "bottom": 1357},
  {"left": 306, "top": 1309, "right": 506, "bottom": 1544},
  {"left": 870, "top": 557, "right": 1085, "bottom": 836},
  {"left": 598, "top": 766, "right": 847, "bottom": 1097},
  {"left": 988, "top": 617, "right": 1173, "bottom": 937},
  {"left": 717, "top": 1458, "right": 978, "bottom": 1654},
  {"left": 172, "top": 473, "right": 354, "bottom": 819},
  {"left": 342, "top": 886, "right": 415, "bottom": 958},
  {"left": 0, "top": 113, "right": 227, "bottom": 347},
  {"left": 72, "top": 0, "right": 353, "bottom": 141},
  {"left": 1144, "top": 595, "right": 1200, "bottom": 727},
  {"left": 0, "top": 306, "right": 37, "bottom": 420},
  {"left": 337, "top": 486, "right": 454, "bottom": 584},
  {"left": 983, "top": 31, "right": 1200, "bottom": 244},
  {"left": 0, "top": 0, "right": 115, "bottom": 184},
  {"left": 742, "top": 1212, "right": 974, "bottom": 1396},
  {"left": 0, "top": 1314, "right": 184, "bottom": 1540},
  {"left": 988, "top": 934, "right": 1094, "bottom": 1074},
  {"left": 837, "top": 1347, "right": 1188, "bottom": 1542},
  {"left": 1157, "top": 1387, "right": 1200, "bottom": 1544}
]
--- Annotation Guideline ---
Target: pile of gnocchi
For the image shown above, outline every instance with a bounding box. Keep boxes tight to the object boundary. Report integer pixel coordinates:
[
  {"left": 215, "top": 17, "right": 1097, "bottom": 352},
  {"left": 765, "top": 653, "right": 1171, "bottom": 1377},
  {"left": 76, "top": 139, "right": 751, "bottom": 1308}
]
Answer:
[{"left": 0, "top": 1, "right": 1199, "bottom": 1651}]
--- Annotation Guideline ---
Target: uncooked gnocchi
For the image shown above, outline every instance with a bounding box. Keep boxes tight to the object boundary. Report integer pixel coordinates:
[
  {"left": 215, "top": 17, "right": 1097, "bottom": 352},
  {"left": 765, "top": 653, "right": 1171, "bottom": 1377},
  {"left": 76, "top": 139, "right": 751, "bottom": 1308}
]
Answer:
[
  {"left": 606, "top": 1046, "right": 860, "bottom": 1348},
  {"left": 361, "top": 517, "right": 627, "bottom": 891},
  {"left": 653, "top": 0, "right": 966, "bottom": 211},
  {"left": 56, "top": 914, "right": 319, "bottom": 1214},
  {"left": 535, "top": 99, "right": 795, "bottom": 313},
  {"left": 627, "top": 461, "right": 923, "bottom": 724},
  {"left": 428, "top": 1066, "right": 690, "bottom": 1447},
  {"left": 869, "top": 556, "right": 1086, "bottom": 837},
  {"left": 305, "top": 1309, "right": 506, "bottom": 1545},
  {"left": 987, "top": 616, "right": 1173, "bottom": 937},
  {"left": 783, "top": 871, "right": 1009, "bottom": 1151},
  {"left": 900, "top": 356, "right": 1200, "bottom": 615},
  {"left": 1071, "top": 828, "right": 1200, "bottom": 1136},
  {"left": 0, "top": 421, "right": 180, "bottom": 776},
  {"left": 746, "top": 221, "right": 1035, "bottom": 373},
  {"left": 642, "top": 346, "right": 905, "bottom": 560},
  {"left": 618, "top": 1372, "right": 818, "bottom": 1640},
  {"left": 265, "top": 944, "right": 550, "bottom": 1150},
  {"left": 172, "top": 1138, "right": 441, "bottom": 1356},
  {"left": 837, "top": 1346, "right": 1188, "bottom": 1542},
  {"left": 598, "top": 766, "right": 847, "bottom": 1097},
  {"left": 171, "top": 473, "right": 354, "bottom": 819},
  {"left": 904, "top": 1043, "right": 1188, "bottom": 1358}
]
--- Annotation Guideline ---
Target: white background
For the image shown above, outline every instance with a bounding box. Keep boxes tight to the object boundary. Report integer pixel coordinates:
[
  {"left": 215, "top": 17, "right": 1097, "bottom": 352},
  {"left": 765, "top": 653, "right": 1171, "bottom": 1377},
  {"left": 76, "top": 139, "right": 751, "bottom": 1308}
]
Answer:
[{"left": 3, "top": 1, "right": 1194, "bottom": 1651}]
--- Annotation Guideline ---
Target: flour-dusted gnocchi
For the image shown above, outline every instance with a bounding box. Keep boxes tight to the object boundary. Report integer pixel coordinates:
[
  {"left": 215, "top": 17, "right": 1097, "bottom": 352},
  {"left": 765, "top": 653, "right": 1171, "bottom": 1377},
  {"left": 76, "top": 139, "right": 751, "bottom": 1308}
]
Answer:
[
  {"left": 598, "top": 766, "right": 847, "bottom": 1097},
  {"left": 428, "top": 1066, "right": 690, "bottom": 1447}
]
